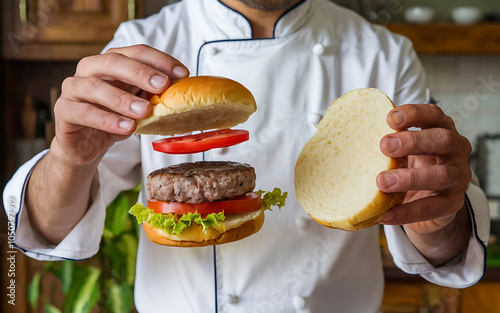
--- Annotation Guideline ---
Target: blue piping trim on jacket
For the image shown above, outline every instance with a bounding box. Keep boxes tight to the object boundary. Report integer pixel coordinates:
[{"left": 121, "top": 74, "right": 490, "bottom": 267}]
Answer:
[
  {"left": 465, "top": 193, "right": 488, "bottom": 282},
  {"left": 196, "top": 0, "right": 308, "bottom": 79},
  {"left": 198, "top": 2, "right": 308, "bottom": 311},
  {"left": 213, "top": 245, "right": 218, "bottom": 313},
  {"left": 272, "top": 0, "right": 308, "bottom": 38},
  {"left": 202, "top": 150, "right": 218, "bottom": 313},
  {"left": 216, "top": 0, "right": 307, "bottom": 39}
]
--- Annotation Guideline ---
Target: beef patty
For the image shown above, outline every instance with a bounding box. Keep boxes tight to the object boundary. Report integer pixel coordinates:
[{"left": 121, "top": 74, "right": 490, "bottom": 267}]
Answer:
[{"left": 147, "top": 161, "right": 256, "bottom": 203}]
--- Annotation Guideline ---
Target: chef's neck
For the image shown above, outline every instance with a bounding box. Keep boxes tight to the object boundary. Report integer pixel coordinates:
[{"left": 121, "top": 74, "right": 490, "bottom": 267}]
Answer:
[{"left": 220, "top": 0, "right": 297, "bottom": 38}]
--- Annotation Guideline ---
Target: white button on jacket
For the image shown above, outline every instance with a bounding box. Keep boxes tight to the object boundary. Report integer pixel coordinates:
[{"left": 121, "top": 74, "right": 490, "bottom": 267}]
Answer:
[
  {"left": 312, "top": 43, "right": 325, "bottom": 55},
  {"left": 293, "top": 295, "right": 306, "bottom": 310},
  {"left": 226, "top": 294, "right": 239, "bottom": 305},
  {"left": 3, "top": 0, "right": 490, "bottom": 312},
  {"left": 307, "top": 113, "right": 323, "bottom": 126},
  {"left": 205, "top": 44, "right": 218, "bottom": 56},
  {"left": 295, "top": 216, "right": 308, "bottom": 229}
]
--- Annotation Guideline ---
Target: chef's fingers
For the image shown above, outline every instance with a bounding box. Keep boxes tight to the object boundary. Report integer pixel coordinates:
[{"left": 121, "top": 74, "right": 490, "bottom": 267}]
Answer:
[
  {"left": 106, "top": 81, "right": 154, "bottom": 101},
  {"left": 379, "top": 193, "right": 465, "bottom": 226},
  {"left": 377, "top": 165, "right": 462, "bottom": 193},
  {"left": 380, "top": 128, "right": 471, "bottom": 157},
  {"left": 62, "top": 76, "right": 152, "bottom": 120},
  {"left": 107, "top": 80, "right": 142, "bottom": 96},
  {"left": 105, "top": 44, "right": 190, "bottom": 80},
  {"left": 386, "top": 103, "right": 457, "bottom": 131},
  {"left": 74, "top": 52, "right": 171, "bottom": 95},
  {"left": 55, "top": 97, "right": 136, "bottom": 136}
]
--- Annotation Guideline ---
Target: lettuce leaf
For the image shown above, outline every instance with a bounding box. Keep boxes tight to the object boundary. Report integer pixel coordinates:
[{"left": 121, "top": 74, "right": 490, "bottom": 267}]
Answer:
[
  {"left": 256, "top": 188, "right": 288, "bottom": 211},
  {"left": 129, "top": 188, "right": 287, "bottom": 235},
  {"left": 129, "top": 203, "right": 225, "bottom": 236},
  {"left": 194, "top": 212, "right": 225, "bottom": 231}
]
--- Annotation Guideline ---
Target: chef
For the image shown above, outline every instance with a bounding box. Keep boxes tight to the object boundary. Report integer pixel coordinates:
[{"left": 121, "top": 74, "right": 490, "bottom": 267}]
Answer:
[{"left": 3, "top": 0, "right": 490, "bottom": 312}]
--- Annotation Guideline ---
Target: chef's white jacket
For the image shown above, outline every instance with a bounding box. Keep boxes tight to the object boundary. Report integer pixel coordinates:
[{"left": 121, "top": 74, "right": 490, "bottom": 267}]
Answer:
[{"left": 3, "top": 0, "right": 490, "bottom": 312}]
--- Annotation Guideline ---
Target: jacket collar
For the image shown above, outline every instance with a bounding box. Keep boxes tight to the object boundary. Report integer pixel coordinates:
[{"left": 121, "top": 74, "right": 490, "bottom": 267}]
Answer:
[{"left": 204, "top": 0, "right": 313, "bottom": 39}]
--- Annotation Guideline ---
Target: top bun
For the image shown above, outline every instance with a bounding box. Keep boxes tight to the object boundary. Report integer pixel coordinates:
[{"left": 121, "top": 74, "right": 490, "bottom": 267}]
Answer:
[
  {"left": 294, "top": 88, "right": 406, "bottom": 231},
  {"left": 135, "top": 76, "right": 257, "bottom": 136}
]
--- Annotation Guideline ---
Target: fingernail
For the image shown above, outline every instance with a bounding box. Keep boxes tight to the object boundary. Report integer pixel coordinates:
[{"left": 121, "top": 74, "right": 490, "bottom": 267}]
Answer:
[
  {"left": 150, "top": 75, "right": 168, "bottom": 89},
  {"left": 172, "top": 65, "right": 188, "bottom": 78},
  {"left": 391, "top": 111, "right": 405, "bottom": 125},
  {"left": 382, "top": 210, "right": 394, "bottom": 222},
  {"left": 119, "top": 119, "right": 133, "bottom": 130},
  {"left": 131, "top": 101, "right": 148, "bottom": 114},
  {"left": 385, "top": 137, "right": 400, "bottom": 153},
  {"left": 380, "top": 173, "right": 397, "bottom": 188}
]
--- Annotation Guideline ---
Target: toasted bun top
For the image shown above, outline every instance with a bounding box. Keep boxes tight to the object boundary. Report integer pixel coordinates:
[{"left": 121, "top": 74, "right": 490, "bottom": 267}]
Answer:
[
  {"left": 135, "top": 76, "right": 257, "bottom": 136},
  {"left": 294, "top": 88, "right": 406, "bottom": 231}
]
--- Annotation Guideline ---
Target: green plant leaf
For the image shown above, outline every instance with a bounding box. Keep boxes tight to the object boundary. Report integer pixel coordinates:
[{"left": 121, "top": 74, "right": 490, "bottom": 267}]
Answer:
[
  {"left": 101, "top": 232, "right": 138, "bottom": 284},
  {"left": 106, "top": 190, "right": 140, "bottom": 237},
  {"left": 63, "top": 265, "right": 101, "bottom": 313},
  {"left": 28, "top": 272, "right": 41, "bottom": 309},
  {"left": 86, "top": 283, "right": 101, "bottom": 313},
  {"left": 119, "top": 233, "right": 138, "bottom": 285},
  {"left": 107, "top": 283, "right": 134, "bottom": 313},
  {"left": 113, "top": 195, "right": 132, "bottom": 235},
  {"left": 130, "top": 184, "right": 142, "bottom": 193},
  {"left": 43, "top": 261, "right": 55, "bottom": 272},
  {"left": 101, "top": 241, "right": 126, "bottom": 282},
  {"left": 45, "top": 302, "right": 62, "bottom": 313},
  {"left": 46, "top": 261, "right": 61, "bottom": 277},
  {"left": 103, "top": 228, "right": 115, "bottom": 241},
  {"left": 60, "top": 260, "right": 75, "bottom": 296},
  {"left": 122, "top": 190, "right": 141, "bottom": 233},
  {"left": 105, "top": 196, "right": 119, "bottom": 236}
]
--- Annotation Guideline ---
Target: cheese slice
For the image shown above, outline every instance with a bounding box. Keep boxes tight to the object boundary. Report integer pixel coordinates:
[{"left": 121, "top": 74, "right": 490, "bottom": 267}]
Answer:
[{"left": 153, "top": 209, "right": 264, "bottom": 242}]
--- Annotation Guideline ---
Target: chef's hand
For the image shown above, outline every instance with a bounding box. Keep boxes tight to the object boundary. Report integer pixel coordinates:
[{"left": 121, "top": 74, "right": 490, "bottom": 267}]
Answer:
[
  {"left": 376, "top": 103, "right": 472, "bottom": 235},
  {"left": 53, "top": 44, "right": 189, "bottom": 166}
]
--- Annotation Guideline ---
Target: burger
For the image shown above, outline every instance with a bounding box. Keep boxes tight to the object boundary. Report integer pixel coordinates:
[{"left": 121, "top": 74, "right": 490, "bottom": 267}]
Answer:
[{"left": 129, "top": 76, "right": 287, "bottom": 247}]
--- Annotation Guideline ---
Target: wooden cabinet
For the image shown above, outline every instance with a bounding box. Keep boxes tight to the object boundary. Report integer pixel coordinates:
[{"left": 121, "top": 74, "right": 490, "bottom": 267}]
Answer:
[
  {"left": 382, "top": 281, "right": 500, "bottom": 313},
  {"left": 386, "top": 23, "right": 500, "bottom": 54},
  {"left": 2, "top": 0, "right": 134, "bottom": 60},
  {"left": 382, "top": 282, "right": 460, "bottom": 313},
  {"left": 382, "top": 267, "right": 500, "bottom": 313},
  {"left": 0, "top": 0, "right": 140, "bottom": 238},
  {"left": 460, "top": 282, "right": 500, "bottom": 313},
  {"left": 381, "top": 228, "right": 500, "bottom": 313},
  {"left": 0, "top": 0, "right": 143, "bottom": 204}
]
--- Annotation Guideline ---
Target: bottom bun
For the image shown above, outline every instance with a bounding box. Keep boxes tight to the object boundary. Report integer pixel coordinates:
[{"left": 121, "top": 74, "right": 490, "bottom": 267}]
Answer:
[{"left": 143, "top": 210, "right": 265, "bottom": 247}]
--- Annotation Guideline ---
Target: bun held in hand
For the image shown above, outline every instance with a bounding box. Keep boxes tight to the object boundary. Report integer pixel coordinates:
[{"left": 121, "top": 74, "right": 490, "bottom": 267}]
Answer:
[
  {"left": 134, "top": 76, "right": 257, "bottom": 136},
  {"left": 294, "top": 88, "right": 406, "bottom": 231}
]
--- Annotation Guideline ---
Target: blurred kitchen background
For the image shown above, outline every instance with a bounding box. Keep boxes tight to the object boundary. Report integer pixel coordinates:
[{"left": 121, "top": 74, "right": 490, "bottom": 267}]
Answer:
[{"left": 1, "top": 0, "right": 499, "bottom": 312}]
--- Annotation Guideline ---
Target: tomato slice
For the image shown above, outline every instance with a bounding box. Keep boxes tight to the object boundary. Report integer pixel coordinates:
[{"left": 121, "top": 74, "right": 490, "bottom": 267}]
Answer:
[
  {"left": 152, "top": 129, "right": 249, "bottom": 154},
  {"left": 149, "top": 192, "right": 261, "bottom": 215}
]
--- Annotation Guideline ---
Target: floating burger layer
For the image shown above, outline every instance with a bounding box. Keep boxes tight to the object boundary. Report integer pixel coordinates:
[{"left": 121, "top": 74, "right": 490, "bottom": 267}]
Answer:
[{"left": 129, "top": 76, "right": 287, "bottom": 247}]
